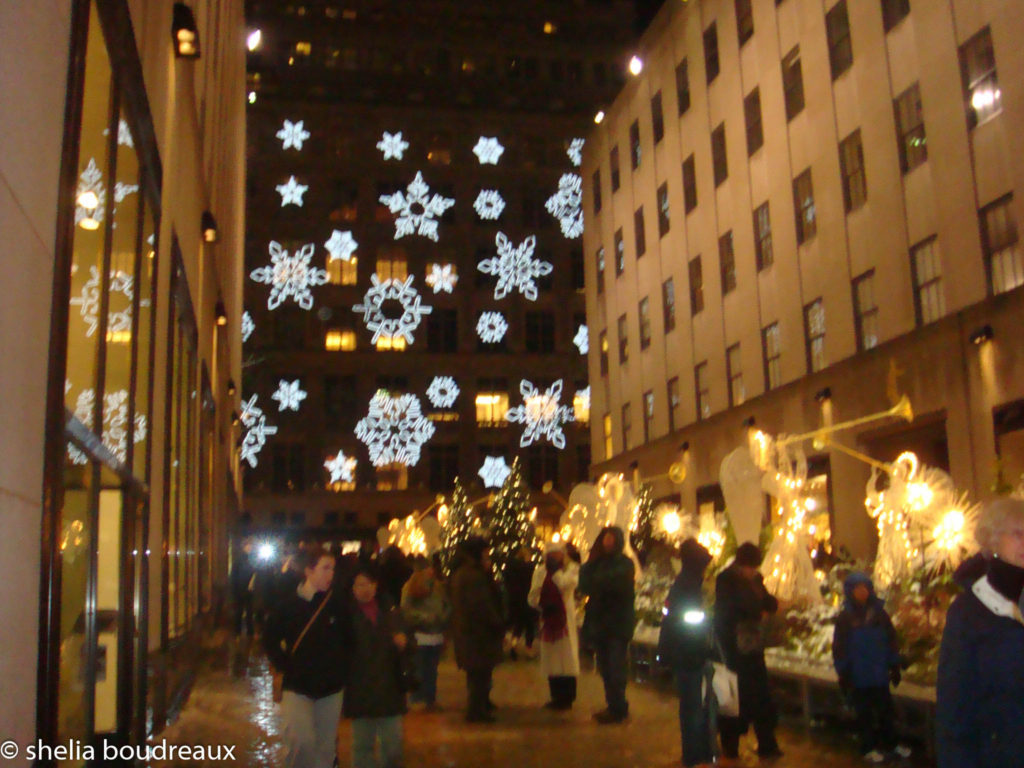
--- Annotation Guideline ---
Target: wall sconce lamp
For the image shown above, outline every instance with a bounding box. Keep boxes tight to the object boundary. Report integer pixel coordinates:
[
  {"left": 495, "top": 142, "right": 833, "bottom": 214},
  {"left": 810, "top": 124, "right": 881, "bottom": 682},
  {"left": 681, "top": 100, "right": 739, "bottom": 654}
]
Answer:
[
  {"left": 215, "top": 300, "right": 227, "bottom": 326},
  {"left": 227, "top": 378, "right": 236, "bottom": 396},
  {"left": 76, "top": 190, "right": 101, "bottom": 230},
  {"left": 628, "top": 55, "right": 644, "bottom": 76},
  {"left": 814, "top": 387, "right": 832, "bottom": 403},
  {"left": 231, "top": 410, "right": 240, "bottom": 427},
  {"left": 201, "top": 210, "right": 218, "bottom": 243},
  {"left": 172, "top": 3, "right": 200, "bottom": 58},
  {"left": 594, "top": 110, "right": 605, "bottom": 125},
  {"left": 969, "top": 325, "right": 994, "bottom": 345}
]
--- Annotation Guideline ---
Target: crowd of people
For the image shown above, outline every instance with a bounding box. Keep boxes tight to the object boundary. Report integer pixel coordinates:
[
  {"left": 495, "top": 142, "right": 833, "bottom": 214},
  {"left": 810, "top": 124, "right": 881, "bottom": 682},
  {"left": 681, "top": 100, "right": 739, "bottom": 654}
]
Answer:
[{"left": 228, "top": 496, "right": 1024, "bottom": 768}]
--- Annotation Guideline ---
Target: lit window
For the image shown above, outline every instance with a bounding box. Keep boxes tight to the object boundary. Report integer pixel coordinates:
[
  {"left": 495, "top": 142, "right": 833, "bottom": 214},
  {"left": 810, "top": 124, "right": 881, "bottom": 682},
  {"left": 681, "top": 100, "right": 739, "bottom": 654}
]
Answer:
[
  {"left": 911, "top": 237, "right": 945, "bottom": 325},
  {"left": 325, "top": 329, "right": 356, "bottom": 351},
  {"left": 376, "top": 252, "right": 408, "bottom": 281},
  {"left": 327, "top": 255, "right": 358, "bottom": 285},
  {"left": 574, "top": 389, "right": 590, "bottom": 424},
  {"left": 603, "top": 413, "right": 613, "bottom": 459},
  {"left": 475, "top": 392, "right": 510, "bottom": 425},
  {"left": 295, "top": 41, "right": 312, "bottom": 56},
  {"left": 375, "top": 336, "right": 407, "bottom": 351},
  {"left": 960, "top": 28, "right": 1001, "bottom": 128},
  {"left": 375, "top": 462, "right": 408, "bottom": 491}
]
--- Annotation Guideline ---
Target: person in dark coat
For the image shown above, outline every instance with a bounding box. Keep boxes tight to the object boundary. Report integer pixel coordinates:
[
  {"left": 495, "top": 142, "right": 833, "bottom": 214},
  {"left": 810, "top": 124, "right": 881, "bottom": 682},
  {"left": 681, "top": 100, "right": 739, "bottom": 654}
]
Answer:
[
  {"left": 937, "top": 497, "right": 1024, "bottom": 768},
  {"left": 713, "top": 542, "right": 782, "bottom": 759},
  {"left": 344, "top": 564, "right": 410, "bottom": 768},
  {"left": 504, "top": 546, "right": 539, "bottom": 658},
  {"left": 378, "top": 545, "right": 413, "bottom": 608},
  {"left": 263, "top": 546, "right": 351, "bottom": 768},
  {"left": 450, "top": 536, "right": 505, "bottom": 722},
  {"left": 230, "top": 538, "right": 257, "bottom": 635},
  {"left": 579, "top": 525, "right": 635, "bottom": 723},
  {"left": 659, "top": 538, "right": 716, "bottom": 767},
  {"left": 832, "top": 572, "right": 910, "bottom": 763}
]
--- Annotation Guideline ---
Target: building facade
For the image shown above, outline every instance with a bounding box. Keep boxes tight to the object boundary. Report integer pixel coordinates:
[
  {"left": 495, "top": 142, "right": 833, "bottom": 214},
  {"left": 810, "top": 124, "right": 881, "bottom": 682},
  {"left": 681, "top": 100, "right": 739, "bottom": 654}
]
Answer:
[
  {"left": 242, "top": 0, "right": 634, "bottom": 536},
  {"left": 1, "top": 0, "right": 246, "bottom": 756},
  {"left": 583, "top": 0, "right": 1024, "bottom": 558}
]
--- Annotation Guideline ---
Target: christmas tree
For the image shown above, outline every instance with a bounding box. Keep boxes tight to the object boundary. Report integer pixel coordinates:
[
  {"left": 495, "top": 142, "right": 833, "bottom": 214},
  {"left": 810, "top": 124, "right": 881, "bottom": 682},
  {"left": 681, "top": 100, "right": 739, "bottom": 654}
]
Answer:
[
  {"left": 439, "top": 478, "right": 474, "bottom": 575},
  {"left": 629, "top": 482, "right": 656, "bottom": 564},
  {"left": 485, "top": 456, "right": 539, "bottom": 576}
]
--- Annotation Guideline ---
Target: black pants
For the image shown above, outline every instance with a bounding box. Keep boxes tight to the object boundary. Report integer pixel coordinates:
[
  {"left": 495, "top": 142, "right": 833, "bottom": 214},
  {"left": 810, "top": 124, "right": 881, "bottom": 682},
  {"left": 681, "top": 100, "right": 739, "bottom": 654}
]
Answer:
[
  {"left": 852, "top": 687, "right": 898, "bottom": 754},
  {"left": 548, "top": 675, "right": 577, "bottom": 707},
  {"left": 509, "top": 605, "right": 538, "bottom": 647},
  {"left": 719, "top": 654, "right": 778, "bottom": 757},
  {"left": 233, "top": 591, "right": 254, "bottom": 635},
  {"left": 593, "top": 636, "right": 629, "bottom": 717},
  {"left": 465, "top": 666, "right": 493, "bottom": 720}
]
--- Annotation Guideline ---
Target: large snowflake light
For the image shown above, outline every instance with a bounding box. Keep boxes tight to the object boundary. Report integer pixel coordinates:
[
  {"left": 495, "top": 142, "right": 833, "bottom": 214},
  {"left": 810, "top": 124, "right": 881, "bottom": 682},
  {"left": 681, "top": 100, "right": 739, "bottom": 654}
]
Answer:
[
  {"left": 376, "top": 131, "right": 410, "bottom": 161},
  {"left": 250, "top": 241, "right": 329, "bottom": 310},
  {"left": 241, "top": 311, "right": 255, "bottom": 343},
  {"left": 70, "top": 265, "right": 150, "bottom": 337},
  {"left": 271, "top": 379, "right": 307, "bottom": 411},
  {"left": 478, "top": 456, "right": 512, "bottom": 489},
  {"left": 75, "top": 158, "right": 107, "bottom": 226},
  {"left": 355, "top": 390, "right": 436, "bottom": 467},
  {"left": 424, "top": 263, "right": 458, "bottom": 294},
  {"left": 239, "top": 394, "right": 277, "bottom": 468},
  {"left": 567, "top": 138, "right": 585, "bottom": 167},
  {"left": 325, "top": 230, "right": 358, "bottom": 262},
  {"left": 276, "top": 176, "right": 308, "bottom": 207},
  {"left": 352, "top": 274, "right": 432, "bottom": 344},
  {"left": 473, "top": 189, "right": 506, "bottom": 220},
  {"left": 477, "top": 233, "right": 551, "bottom": 301},
  {"left": 476, "top": 312, "right": 508, "bottom": 344},
  {"left": 67, "top": 388, "right": 147, "bottom": 466},
  {"left": 426, "top": 376, "right": 460, "bottom": 408},
  {"left": 379, "top": 171, "right": 454, "bottom": 242},
  {"left": 545, "top": 173, "right": 583, "bottom": 239},
  {"left": 473, "top": 136, "right": 504, "bottom": 165},
  {"left": 324, "top": 451, "right": 357, "bottom": 485},
  {"left": 276, "top": 119, "right": 311, "bottom": 150},
  {"left": 573, "top": 324, "right": 589, "bottom": 355},
  {"left": 505, "top": 379, "right": 575, "bottom": 450}
]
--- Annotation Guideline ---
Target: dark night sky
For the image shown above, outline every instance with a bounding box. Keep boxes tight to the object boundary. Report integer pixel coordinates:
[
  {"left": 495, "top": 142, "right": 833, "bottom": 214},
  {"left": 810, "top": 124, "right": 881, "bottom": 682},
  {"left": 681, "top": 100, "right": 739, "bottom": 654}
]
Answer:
[{"left": 634, "top": 0, "right": 667, "bottom": 34}]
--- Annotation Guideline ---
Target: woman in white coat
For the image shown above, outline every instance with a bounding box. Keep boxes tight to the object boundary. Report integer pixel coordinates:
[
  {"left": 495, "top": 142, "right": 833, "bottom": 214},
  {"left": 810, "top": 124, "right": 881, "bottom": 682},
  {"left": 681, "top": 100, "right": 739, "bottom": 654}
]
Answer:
[{"left": 528, "top": 541, "right": 580, "bottom": 709}]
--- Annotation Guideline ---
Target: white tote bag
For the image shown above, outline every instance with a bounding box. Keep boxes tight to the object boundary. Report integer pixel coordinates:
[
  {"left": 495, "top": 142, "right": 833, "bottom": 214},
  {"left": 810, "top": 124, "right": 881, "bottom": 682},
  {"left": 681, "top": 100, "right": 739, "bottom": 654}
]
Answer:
[{"left": 710, "top": 661, "right": 740, "bottom": 717}]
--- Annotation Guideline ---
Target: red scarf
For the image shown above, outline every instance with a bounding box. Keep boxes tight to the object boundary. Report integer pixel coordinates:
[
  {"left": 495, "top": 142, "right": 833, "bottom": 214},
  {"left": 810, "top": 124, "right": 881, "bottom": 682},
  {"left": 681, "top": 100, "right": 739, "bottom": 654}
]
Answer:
[{"left": 539, "top": 570, "right": 568, "bottom": 642}]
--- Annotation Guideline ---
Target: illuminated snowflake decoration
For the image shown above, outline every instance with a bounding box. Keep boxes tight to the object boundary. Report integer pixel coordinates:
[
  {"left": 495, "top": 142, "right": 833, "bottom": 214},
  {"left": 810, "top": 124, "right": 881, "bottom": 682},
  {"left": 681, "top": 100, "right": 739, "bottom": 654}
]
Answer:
[
  {"left": 426, "top": 376, "right": 460, "bottom": 408},
  {"left": 324, "top": 451, "right": 357, "bottom": 485},
  {"left": 424, "top": 263, "right": 458, "bottom": 294},
  {"left": 472, "top": 136, "right": 504, "bottom": 165},
  {"left": 271, "top": 379, "right": 307, "bottom": 412},
  {"left": 573, "top": 324, "right": 589, "bottom": 355},
  {"left": 476, "top": 312, "right": 508, "bottom": 344},
  {"left": 355, "top": 390, "right": 436, "bottom": 467},
  {"left": 69, "top": 265, "right": 150, "bottom": 337},
  {"left": 478, "top": 456, "right": 512, "bottom": 489},
  {"left": 75, "top": 158, "right": 107, "bottom": 226},
  {"left": 250, "top": 241, "right": 329, "bottom": 310},
  {"left": 325, "top": 230, "right": 358, "bottom": 262},
  {"left": 379, "top": 171, "right": 455, "bottom": 242},
  {"left": 276, "top": 119, "right": 310, "bottom": 150},
  {"left": 352, "top": 274, "right": 432, "bottom": 344},
  {"left": 477, "top": 233, "right": 551, "bottom": 302},
  {"left": 114, "top": 182, "right": 138, "bottom": 203},
  {"left": 241, "top": 311, "right": 255, "bottom": 343},
  {"left": 67, "top": 388, "right": 147, "bottom": 466},
  {"left": 545, "top": 173, "right": 583, "bottom": 239},
  {"left": 376, "top": 131, "right": 409, "bottom": 161},
  {"left": 505, "top": 379, "right": 574, "bottom": 450},
  {"left": 239, "top": 394, "right": 278, "bottom": 468},
  {"left": 473, "top": 189, "right": 506, "bottom": 220},
  {"left": 104, "top": 119, "right": 135, "bottom": 148},
  {"left": 567, "top": 138, "right": 585, "bottom": 167},
  {"left": 276, "top": 176, "right": 308, "bottom": 207}
]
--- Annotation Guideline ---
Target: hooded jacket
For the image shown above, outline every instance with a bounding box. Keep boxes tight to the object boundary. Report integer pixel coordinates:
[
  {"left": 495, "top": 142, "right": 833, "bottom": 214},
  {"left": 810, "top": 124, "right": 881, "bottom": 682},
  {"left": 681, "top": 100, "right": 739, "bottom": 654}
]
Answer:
[
  {"left": 579, "top": 526, "right": 636, "bottom": 643},
  {"left": 832, "top": 572, "right": 900, "bottom": 689},
  {"left": 658, "top": 540, "right": 714, "bottom": 671}
]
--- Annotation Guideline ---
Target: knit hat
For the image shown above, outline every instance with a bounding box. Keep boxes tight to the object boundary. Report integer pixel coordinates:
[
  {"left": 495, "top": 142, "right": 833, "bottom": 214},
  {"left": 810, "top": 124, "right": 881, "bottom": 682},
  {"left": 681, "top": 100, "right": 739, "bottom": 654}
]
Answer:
[{"left": 734, "top": 542, "right": 763, "bottom": 567}]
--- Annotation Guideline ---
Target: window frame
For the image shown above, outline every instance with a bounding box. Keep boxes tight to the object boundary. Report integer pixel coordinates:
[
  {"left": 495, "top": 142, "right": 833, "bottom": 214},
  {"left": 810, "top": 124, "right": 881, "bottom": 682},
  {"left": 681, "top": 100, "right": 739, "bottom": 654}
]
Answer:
[
  {"left": 782, "top": 46, "right": 805, "bottom": 121},
  {"left": 744, "top": 88, "right": 763, "bottom": 156},
  {"left": 651, "top": 91, "right": 665, "bottom": 143},
  {"left": 839, "top": 128, "right": 867, "bottom": 213},
  {"left": 711, "top": 123, "right": 728, "bottom": 187},
  {"left": 676, "top": 58, "right": 691, "bottom": 115},
  {"left": 689, "top": 256, "right": 704, "bottom": 315},
  {"left": 910, "top": 236, "right": 945, "bottom": 326},
  {"left": 762, "top": 322, "right": 782, "bottom": 390},
  {"left": 719, "top": 230, "right": 736, "bottom": 295},
  {"left": 634, "top": 206, "right": 646, "bottom": 258},
  {"left": 662, "top": 277, "right": 676, "bottom": 333},
  {"left": 703, "top": 23, "right": 720, "bottom": 84},
  {"left": 657, "top": 182, "right": 671, "bottom": 237},
  {"left": 793, "top": 168, "right": 816, "bottom": 244},
  {"left": 852, "top": 269, "right": 879, "bottom": 351},
  {"left": 894, "top": 83, "right": 927, "bottom": 174},
  {"left": 639, "top": 296, "right": 652, "bottom": 350},
  {"left": 803, "top": 298, "right": 826, "bottom": 373},
  {"left": 825, "top": 0, "right": 853, "bottom": 80},
  {"left": 735, "top": 0, "right": 754, "bottom": 46},
  {"left": 754, "top": 202, "right": 773, "bottom": 270},
  {"left": 682, "top": 154, "right": 698, "bottom": 213},
  {"left": 726, "top": 342, "right": 745, "bottom": 407}
]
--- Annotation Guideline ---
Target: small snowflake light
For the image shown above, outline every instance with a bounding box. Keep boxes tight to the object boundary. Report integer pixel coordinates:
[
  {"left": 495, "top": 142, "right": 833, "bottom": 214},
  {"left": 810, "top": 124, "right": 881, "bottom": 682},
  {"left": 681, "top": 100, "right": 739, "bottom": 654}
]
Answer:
[
  {"left": 103, "top": 119, "right": 135, "bottom": 148},
  {"left": 276, "top": 176, "right": 308, "bottom": 207},
  {"left": 241, "top": 311, "right": 255, "bottom": 343},
  {"left": 376, "top": 130, "right": 410, "bottom": 161},
  {"left": 352, "top": 274, "right": 432, "bottom": 345},
  {"left": 276, "top": 119, "right": 311, "bottom": 150},
  {"left": 473, "top": 136, "right": 505, "bottom": 165},
  {"left": 478, "top": 456, "right": 512, "bottom": 489},
  {"left": 573, "top": 324, "right": 589, "bottom": 355},
  {"left": 426, "top": 376, "right": 460, "bottom": 408},
  {"left": 473, "top": 189, "right": 506, "bottom": 220},
  {"left": 545, "top": 173, "right": 583, "bottom": 239},
  {"left": 505, "top": 379, "right": 575, "bottom": 450},
  {"left": 75, "top": 158, "right": 107, "bottom": 227},
  {"left": 239, "top": 394, "right": 278, "bottom": 468},
  {"left": 567, "top": 138, "right": 585, "bottom": 167},
  {"left": 476, "top": 311, "right": 508, "bottom": 344},
  {"left": 271, "top": 379, "right": 307, "bottom": 412},
  {"left": 324, "top": 451, "right": 358, "bottom": 485},
  {"left": 355, "top": 390, "right": 436, "bottom": 467},
  {"left": 379, "top": 171, "right": 455, "bottom": 242},
  {"left": 114, "top": 182, "right": 139, "bottom": 203},
  {"left": 67, "top": 388, "right": 147, "bottom": 466},
  {"left": 325, "top": 230, "right": 358, "bottom": 262},
  {"left": 477, "top": 233, "right": 552, "bottom": 302},
  {"left": 70, "top": 266, "right": 149, "bottom": 337},
  {"left": 250, "top": 241, "right": 329, "bottom": 311},
  {"left": 424, "top": 263, "right": 458, "bottom": 294}
]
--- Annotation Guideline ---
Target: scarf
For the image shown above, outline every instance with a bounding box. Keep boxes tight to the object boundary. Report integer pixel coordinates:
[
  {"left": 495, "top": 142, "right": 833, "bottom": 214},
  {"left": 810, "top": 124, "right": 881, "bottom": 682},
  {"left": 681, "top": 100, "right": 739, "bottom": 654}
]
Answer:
[
  {"left": 539, "top": 570, "right": 568, "bottom": 642},
  {"left": 989, "top": 556, "right": 1024, "bottom": 603}
]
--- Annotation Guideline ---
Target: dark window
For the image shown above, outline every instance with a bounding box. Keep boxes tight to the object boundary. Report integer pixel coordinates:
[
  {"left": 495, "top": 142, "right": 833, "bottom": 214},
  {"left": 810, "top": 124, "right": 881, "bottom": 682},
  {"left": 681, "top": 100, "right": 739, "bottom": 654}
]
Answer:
[
  {"left": 826, "top": 0, "right": 853, "bottom": 79},
  {"left": 662, "top": 278, "right": 676, "bottom": 333},
  {"left": 744, "top": 88, "right": 763, "bottom": 155},
  {"left": 782, "top": 47, "right": 805, "bottom": 120},
  {"left": 753, "top": 202, "right": 773, "bottom": 270},
  {"left": 621, "top": 403, "right": 632, "bottom": 450},
  {"left": 617, "top": 314, "right": 629, "bottom": 363},
  {"left": 576, "top": 443, "right": 591, "bottom": 483},
  {"left": 527, "top": 445, "right": 559, "bottom": 488},
  {"left": 682, "top": 154, "right": 698, "bottom": 213},
  {"left": 427, "top": 308, "right": 458, "bottom": 352},
  {"left": 667, "top": 377, "right": 681, "bottom": 432},
  {"left": 762, "top": 322, "right": 781, "bottom": 390},
  {"left": 726, "top": 343, "right": 745, "bottom": 407},
  {"left": 711, "top": 123, "right": 728, "bottom": 187},
  {"left": 804, "top": 298, "right": 826, "bottom": 373},
  {"left": 894, "top": 83, "right": 927, "bottom": 173},
  {"left": 689, "top": 256, "right": 704, "bottom": 314},
  {"left": 676, "top": 59, "right": 691, "bottom": 115},
  {"left": 852, "top": 270, "right": 879, "bottom": 351},
  {"left": 324, "top": 375, "right": 358, "bottom": 430},
  {"left": 643, "top": 390, "right": 655, "bottom": 443},
  {"left": 695, "top": 362, "right": 711, "bottom": 421},
  {"left": 704, "top": 23, "right": 720, "bottom": 84},
  {"left": 614, "top": 229, "right": 625, "bottom": 275},
  {"left": 525, "top": 311, "right": 556, "bottom": 353},
  {"left": 793, "top": 168, "right": 816, "bottom": 244},
  {"left": 592, "top": 170, "right": 602, "bottom": 213},
  {"left": 657, "top": 182, "right": 671, "bottom": 237},
  {"left": 610, "top": 146, "right": 621, "bottom": 191},
  {"left": 651, "top": 92, "right": 665, "bottom": 143},
  {"left": 910, "top": 237, "right": 945, "bottom": 325},
  {"left": 839, "top": 129, "right": 867, "bottom": 212},
  {"left": 571, "top": 247, "right": 585, "bottom": 290},
  {"left": 639, "top": 297, "right": 652, "bottom": 350},
  {"left": 960, "top": 27, "right": 1000, "bottom": 128},
  {"left": 596, "top": 246, "right": 606, "bottom": 294},
  {"left": 981, "top": 194, "right": 1023, "bottom": 295},
  {"left": 735, "top": 0, "right": 754, "bottom": 46},
  {"left": 719, "top": 230, "right": 736, "bottom": 294},
  {"left": 428, "top": 445, "right": 459, "bottom": 492},
  {"left": 634, "top": 207, "right": 646, "bottom": 257},
  {"left": 599, "top": 330, "right": 609, "bottom": 375},
  {"left": 881, "top": 0, "right": 910, "bottom": 33},
  {"left": 629, "top": 120, "right": 641, "bottom": 170},
  {"left": 272, "top": 444, "right": 306, "bottom": 493}
]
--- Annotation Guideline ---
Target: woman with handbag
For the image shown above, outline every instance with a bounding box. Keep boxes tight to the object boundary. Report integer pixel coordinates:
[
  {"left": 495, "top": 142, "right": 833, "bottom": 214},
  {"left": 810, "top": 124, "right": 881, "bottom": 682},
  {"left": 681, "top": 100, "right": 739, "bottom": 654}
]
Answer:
[
  {"left": 263, "top": 545, "right": 350, "bottom": 768},
  {"left": 400, "top": 555, "right": 451, "bottom": 711}
]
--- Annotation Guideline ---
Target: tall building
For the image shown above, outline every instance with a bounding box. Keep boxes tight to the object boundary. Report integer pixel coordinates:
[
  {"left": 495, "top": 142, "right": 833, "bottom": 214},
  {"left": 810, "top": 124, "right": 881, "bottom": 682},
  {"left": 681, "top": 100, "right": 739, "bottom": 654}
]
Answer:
[
  {"left": 242, "top": 0, "right": 635, "bottom": 536},
  {"left": 1, "top": 0, "right": 246, "bottom": 755},
  {"left": 583, "top": 0, "right": 1024, "bottom": 557}
]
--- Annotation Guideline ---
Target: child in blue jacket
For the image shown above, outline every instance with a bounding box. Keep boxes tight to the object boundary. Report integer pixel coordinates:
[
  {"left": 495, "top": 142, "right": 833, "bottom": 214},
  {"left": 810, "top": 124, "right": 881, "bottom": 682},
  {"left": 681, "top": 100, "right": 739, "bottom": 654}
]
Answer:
[{"left": 832, "top": 572, "right": 911, "bottom": 764}]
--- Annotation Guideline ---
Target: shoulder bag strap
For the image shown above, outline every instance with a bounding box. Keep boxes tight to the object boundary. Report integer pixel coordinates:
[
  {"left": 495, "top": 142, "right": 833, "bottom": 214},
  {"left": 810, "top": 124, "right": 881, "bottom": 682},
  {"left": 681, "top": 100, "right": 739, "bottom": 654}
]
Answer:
[{"left": 290, "top": 589, "right": 333, "bottom": 658}]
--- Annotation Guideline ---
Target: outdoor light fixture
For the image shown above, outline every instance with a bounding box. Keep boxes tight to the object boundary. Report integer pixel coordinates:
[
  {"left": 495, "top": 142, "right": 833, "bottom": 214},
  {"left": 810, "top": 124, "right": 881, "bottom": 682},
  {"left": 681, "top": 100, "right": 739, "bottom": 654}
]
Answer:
[
  {"left": 542, "top": 21, "right": 556, "bottom": 34},
  {"left": 815, "top": 387, "right": 832, "bottom": 403},
  {"left": 201, "top": 210, "right": 218, "bottom": 243},
  {"left": 76, "top": 189, "right": 100, "bottom": 230},
  {"left": 246, "top": 29, "right": 262, "bottom": 51},
  {"left": 227, "top": 378, "right": 236, "bottom": 396},
  {"left": 248, "top": 91, "right": 257, "bottom": 104},
  {"left": 969, "top": 324, "right": 994, "bottom": 345},
  {"left": 215, "top": 300, "right": 227, "bottom": 326},
  {"left": 172, "top": 3, "right": 200, "bottom": 58},
  {"left": 594, "top": 110, "right": 605, "bottom": 124},
  {"left": 628, "top": 55, "right": 644, "bottom": 76},
  {"left": 231, "top": 410, "right": 240, "bottom": 426}
]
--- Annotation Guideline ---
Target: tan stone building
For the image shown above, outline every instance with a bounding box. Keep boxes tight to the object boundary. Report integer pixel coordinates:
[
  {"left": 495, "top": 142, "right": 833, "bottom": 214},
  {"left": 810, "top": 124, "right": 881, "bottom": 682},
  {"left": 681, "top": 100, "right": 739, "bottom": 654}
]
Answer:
[{"left": 583, "top": 0, "right": 1024, "bottom": 558}]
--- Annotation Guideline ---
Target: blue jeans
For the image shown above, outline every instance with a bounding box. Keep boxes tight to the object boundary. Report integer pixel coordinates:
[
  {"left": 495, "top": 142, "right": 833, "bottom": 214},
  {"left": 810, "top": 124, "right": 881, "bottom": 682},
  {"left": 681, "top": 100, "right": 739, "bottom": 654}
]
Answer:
[
  {"left": 675, "top": 667, "right": 716, "bottom": 766},
  {"left": 279, "top": 690, "right": 342, "bottom": 768},
  {"left": 412, "top": 644, "right": 443, "bottom": 705},
  {"left": 594, "top": 636, "right": 629, "bottom": 717},
  {"left": 351, "top": 715, "right": 403, "bottom": 768}
]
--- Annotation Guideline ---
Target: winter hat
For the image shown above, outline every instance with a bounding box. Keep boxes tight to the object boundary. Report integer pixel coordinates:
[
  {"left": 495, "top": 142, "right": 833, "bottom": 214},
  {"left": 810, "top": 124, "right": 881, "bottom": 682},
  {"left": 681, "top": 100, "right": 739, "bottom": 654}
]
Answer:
[
  {"left": 679, "top": 537, "right": 713, "bottom": 573},
  {"left": 544, "top": 539, "right": 566, "bottom": 555},
  {"left": 734, "top": 542, "right": 763, "bottom": 567}
]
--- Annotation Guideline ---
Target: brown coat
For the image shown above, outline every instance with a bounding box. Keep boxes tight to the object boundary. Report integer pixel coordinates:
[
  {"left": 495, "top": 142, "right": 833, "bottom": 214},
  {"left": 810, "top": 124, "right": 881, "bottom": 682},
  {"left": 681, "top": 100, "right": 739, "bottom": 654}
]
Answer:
[{"left": 450, "top": 560, "right": 505, "bottom": 670}]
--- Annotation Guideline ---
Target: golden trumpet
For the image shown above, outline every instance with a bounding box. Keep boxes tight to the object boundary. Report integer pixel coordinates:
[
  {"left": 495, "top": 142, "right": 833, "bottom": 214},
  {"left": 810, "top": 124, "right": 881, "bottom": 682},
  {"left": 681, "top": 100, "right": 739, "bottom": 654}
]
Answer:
[{"left": 668, "top": 462, "right": 687, "bottom": 484}]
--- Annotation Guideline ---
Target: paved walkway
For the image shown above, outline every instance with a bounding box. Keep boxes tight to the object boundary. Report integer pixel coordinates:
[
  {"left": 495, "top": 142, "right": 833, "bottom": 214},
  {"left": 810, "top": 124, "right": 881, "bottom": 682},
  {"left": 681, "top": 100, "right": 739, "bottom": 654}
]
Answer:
[{"left": 153, "top": 633, "right": 931, "bottom": 767}]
